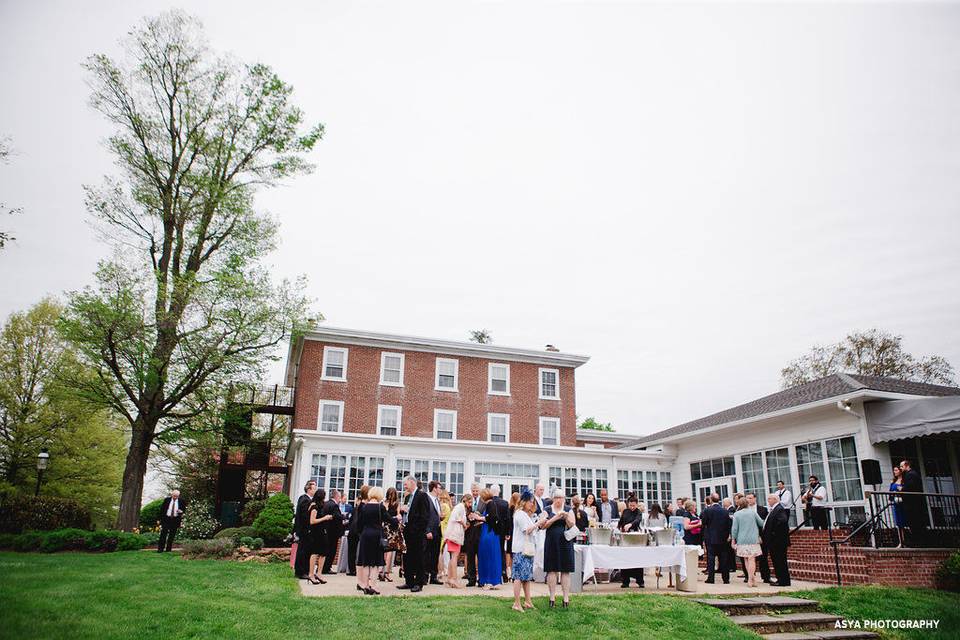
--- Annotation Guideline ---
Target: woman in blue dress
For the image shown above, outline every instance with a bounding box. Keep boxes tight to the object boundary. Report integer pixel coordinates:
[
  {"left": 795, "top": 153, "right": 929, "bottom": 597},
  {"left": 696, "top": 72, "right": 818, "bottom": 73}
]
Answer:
[
  {"left": 890, "top": 465, "right": 906, "bottom": 548},
  {"left": 476, "top": 488, "right": 503, "bottom": 589}
]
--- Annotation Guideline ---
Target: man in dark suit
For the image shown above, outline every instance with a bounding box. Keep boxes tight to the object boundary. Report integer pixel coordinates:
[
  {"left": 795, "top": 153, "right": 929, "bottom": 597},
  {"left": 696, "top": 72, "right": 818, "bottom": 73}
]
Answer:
[
  {"left": 463, "top": 483, "right": 482, "bottom": 586},
  {"left": 899, "top": 459, "right": 926, "bottom": 547},
  {"left": 597, "top": 488, "right": 620, "bottom": 525},
  {"left": 158, "top": 489, "right": 186, "bottom": 552},
  {"left": 700, "top": 493, "right": 732, "bottom": 584},
  {"left": 398, "top": 476, "right": 430, "bottom": 592},
  {"left": 489, "top": 485, "right": 511, "bottom": 583},
  {"left": 293, "top": 481, "right": 316, "bottom": 577},
  {"left": 763, "top": 493, "right": 791, "bottom": 586},
  {"left": 424, "top": 481, "right": 444, "bottom": 585},
  {"left": 321, "top": 489, "right": 343, "bottom": 574}
]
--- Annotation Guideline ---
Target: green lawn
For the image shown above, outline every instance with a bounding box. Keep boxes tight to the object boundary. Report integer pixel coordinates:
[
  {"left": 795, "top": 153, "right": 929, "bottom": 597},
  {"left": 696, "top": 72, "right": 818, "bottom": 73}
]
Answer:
[
  {"left": 1, "top": 552, "right": 958, "bottom": 640},
  {"left": 0, "top": 551, "right": 750, "bottom": 640}
]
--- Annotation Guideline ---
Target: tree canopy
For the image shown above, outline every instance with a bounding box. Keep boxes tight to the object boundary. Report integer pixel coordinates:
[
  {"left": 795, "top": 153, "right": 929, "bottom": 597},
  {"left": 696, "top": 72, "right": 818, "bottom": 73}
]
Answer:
[
  {"left": 781, "top": 329, "right": 955, "bottom": 389},
  {"left": 578, "top": 416, "right": 614, "bottom": 432},
  {"left": 60, "top": 10, "right": 319, "bottom": 529},
  {"left": 469, "top": 329, "right": 492, "bottom": 344}
]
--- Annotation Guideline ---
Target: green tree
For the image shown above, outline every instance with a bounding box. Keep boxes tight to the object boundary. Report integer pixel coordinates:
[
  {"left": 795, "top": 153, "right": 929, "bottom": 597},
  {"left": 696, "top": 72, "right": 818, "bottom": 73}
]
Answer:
[
  {"left": 578, "top": 416, "right": 614, "bottom": 432},
  {"left": 781, "top": 329, "right": 955, "bottom": 389},
  {"left": 0, "top": 299, "right": 125, "bottom": 527},
  {"left": 469, "top": 329, "right": 492, "bottom": 344},
  {"left": 60, "top": 11, "right": 319, "bottom": 530}
]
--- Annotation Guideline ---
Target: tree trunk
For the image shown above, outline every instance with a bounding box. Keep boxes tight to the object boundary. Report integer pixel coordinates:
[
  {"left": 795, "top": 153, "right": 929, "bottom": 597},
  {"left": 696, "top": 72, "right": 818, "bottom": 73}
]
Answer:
[{"left": 115, "top": 418, "right": 154, "bottom": 531}]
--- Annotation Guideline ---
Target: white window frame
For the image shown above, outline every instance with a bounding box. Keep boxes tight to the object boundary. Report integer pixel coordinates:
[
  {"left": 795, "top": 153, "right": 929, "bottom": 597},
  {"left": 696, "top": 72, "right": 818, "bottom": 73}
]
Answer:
[
  {"left": 487, "top": 412, "right": 510, "bottom": 443},
  {"left": 488, "top": 363, "right": 510, "bottom": 396},
  {"left": 317, "top": 399, "right": 344, "bottom": 432},
  {"left": 539, "top": 416, "right": 560, "bottom": 446},
  {"left": 379, "top": 351, "right": 405, "bottom": 387},
  {"left": 434, "top": 409, "right": 458, "bottom": 440},
  {"left": 434, "top": 357, "right": 459, "bottom": 392},
  {"left": 321, "top": 346, "right": 348, "bottom": 382},
  {"left": 376, "top": 404, "right": 402, "bottom": 437},
  {"left": 539, "top": 367, "right": 560, "bottom": 400}
]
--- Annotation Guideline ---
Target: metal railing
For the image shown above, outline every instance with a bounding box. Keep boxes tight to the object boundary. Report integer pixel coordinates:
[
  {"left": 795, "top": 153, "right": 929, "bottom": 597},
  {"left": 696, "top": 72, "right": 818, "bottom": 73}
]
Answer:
[
  {"left": 826, "top": 490, "right": 960, "bottom": 586},
  {"left": 231, "top": 384, "right": 295, "bottom": 409}
]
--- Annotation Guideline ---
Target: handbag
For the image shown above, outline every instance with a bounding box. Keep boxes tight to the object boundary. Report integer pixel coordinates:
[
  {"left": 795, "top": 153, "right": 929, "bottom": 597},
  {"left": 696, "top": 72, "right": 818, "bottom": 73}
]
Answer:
[
  {"left": 522, "top": 535, "right": 536, "bottom": 557},
  {"left": 380, "top": 535, "right": 389, "bottom": 551},
  {"left": 564, "top": 525, "right": 581, "bottom": 542}
]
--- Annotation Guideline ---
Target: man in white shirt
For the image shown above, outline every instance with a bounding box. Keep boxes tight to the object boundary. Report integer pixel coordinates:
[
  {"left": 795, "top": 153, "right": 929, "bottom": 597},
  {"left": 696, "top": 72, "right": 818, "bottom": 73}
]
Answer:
[
  {"left": 775, "top": 480, "right": 793, "bottom": 510},
  {"left": 801, "top": 475, "right": 829, "bottom": 530},
  {"left": 158, "top": 489, "right": 185, "bottom": 552}
]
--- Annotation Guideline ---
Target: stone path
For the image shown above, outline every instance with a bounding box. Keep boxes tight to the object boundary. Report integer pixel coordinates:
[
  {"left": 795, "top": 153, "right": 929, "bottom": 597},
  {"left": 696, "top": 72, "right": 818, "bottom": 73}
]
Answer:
[{"left": 693, "top": 595, "right": 879, "bottom": 639}]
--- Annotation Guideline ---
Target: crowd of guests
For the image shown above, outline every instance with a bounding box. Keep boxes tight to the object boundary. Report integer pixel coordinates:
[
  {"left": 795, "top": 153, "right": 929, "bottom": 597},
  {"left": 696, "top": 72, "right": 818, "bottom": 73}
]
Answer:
[{"left": 292, "top": 476, "right": 798, "bottom": 602}]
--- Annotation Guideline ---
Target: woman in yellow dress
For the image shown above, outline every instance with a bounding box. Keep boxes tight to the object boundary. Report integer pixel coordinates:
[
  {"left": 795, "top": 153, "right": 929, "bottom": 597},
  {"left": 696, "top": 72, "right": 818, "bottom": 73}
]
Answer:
[{"left": 437, "top": 490, "right": 453, "bottom": 580}]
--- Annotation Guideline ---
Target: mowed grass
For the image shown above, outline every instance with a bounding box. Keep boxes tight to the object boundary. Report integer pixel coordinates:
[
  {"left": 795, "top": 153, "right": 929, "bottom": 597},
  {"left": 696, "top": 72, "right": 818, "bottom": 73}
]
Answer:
[
  {"left": 0, "top": 551, "right": 751, "bottom": 640},
  {"left": 794, "top": 585, "right": 960, "bottom": 640}
]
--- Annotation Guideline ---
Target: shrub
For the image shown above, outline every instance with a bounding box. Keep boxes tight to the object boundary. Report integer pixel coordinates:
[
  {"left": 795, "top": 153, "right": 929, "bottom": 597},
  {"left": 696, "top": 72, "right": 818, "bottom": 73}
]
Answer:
[
  {"left": 213, "top": 526, "right": 257, "bottom": 542},
  {"left": 139, "top": 498, "right": 165, "bottom": 530},
  {"left": 251, "top": 537, "right": 263, "bottom": 550},
  {"left": 936, "top": 550, "right": 960, "bottom": 592},
  {"left": 13, "top": 531, "right": 43, "bottom": 551},
  {"left": 179, "top": 501, "right": 220, "bottom": 540},
  {"left": 0, "top": 528, "right": 150, "bottom": 553},
  {"left": 115, "top": 532, "right": 147, "bottom": 551},
  {"left": 0, "top": 489, "right": 91, "bottom": 534},
  {"left": 252, "top": 493, "right": 294, "bottom": 546},
  {"left": 240, "top": 499, "right": 267, "bottom": 526},
  {"left": 238, "top": 535, "right": 254, "bottom": 548},
  {"left": 39, "top": 528, "right": 92, "bottom": 552},
  {"left": 138, "top": 530, "right": 160, "bottom": 546},
  {"left": 180, "top": 538, "right": 235, "bottom": 559}
]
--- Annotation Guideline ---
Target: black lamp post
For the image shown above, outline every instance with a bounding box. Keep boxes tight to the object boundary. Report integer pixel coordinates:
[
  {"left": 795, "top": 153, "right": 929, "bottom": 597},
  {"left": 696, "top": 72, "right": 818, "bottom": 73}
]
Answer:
[{"left": 35, "top": 448, "right": 49, "bottom": 496}]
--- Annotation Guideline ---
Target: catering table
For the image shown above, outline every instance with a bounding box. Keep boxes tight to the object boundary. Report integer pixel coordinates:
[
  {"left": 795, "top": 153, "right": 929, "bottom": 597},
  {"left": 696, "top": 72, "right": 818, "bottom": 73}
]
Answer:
[{"left": 573, "top": 544, "right": 700, "bottom": 593}]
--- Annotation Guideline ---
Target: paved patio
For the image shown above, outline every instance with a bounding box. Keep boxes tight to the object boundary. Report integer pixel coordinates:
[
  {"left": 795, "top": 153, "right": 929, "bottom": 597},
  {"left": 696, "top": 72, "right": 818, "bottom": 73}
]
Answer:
[{"left": 299, "top": 569, "right": 821, "bottom": 598}]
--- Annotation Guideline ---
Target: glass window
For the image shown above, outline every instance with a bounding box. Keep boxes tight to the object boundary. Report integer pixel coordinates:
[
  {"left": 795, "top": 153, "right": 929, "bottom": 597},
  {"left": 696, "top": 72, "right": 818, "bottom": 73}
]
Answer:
[
  {"left": 395, "top": 458, "right": 411, "bottom": 491},
  {"left": 377, "top": 405, "right": 401, "bottom": 436},
  {"left": 645, "top": 471, "right": 658, "bottom": 504},
  {"left": 580, "top": 468, "right": 594, "bottom": 498},
  {"left": 329, "top": 455, "right": 347, "bottom": 495},
  {"left": 540, "top": 417, "right": 559, "bottom": 445},
  {"left": 489, "top": 363, "right": 510, "bottom": 395},
  {"left": 414, "top": 459, "right": 430, "bottom": 485},
  {"left": 436, "top": 358, "right": 458, "bottom": 391},
  {"left": 322, "top": 347, "right": 348, "bottom": 380},
  {"left": 564, "top": 467, "right": 578, "bottom": 498},
  {"left": 318, "top": 400, "right": 343, "bottom": 432},
  {"left": 540, "top": 368, "right": 559, "bottom": 398},
  {"left": 764, "top": 448, "right": 791, "bottom": 494},
  {"left": 449, "top": 462, "right": 465, "bottom": 498},
  {"left": 826, "top": 436, "right": 862, "bottom": 502},
  {"left": 660, "top": 471, "right": 672, "bottom": 504},
  {"left": 551, "top": 467, "right": 563, "bottom": 492},
  {"left": 795, "top": 441, "right": 826, "bottom": 486},
  {"left": 741, "top": 452, "right": 765, "bottom": 497},
  {"left": 631, "top": 470, "right": 644, "bottom": 498},
  {"left": 434, "top": 409, "right": 457, "bottom": 440},
  {"left": 690, "top": 462, "right": 702, "bottom": 481},
  {"left": 348, "top": 456, "right": 366, "bottom": 501},
  {"left": 488, "top": 413, "right": 509, "bottom": 443},
  {"left": 380, "top": 352, "right": 404, "bottom": 386},
  {"left": 310, "top": 453, "right": 327, "bottom": 489},
  {"left": 596, "top": 469, "right": 609, "bottom": 495},
  {"left": 617, "top": 470, "right": 630, "bottom": 499}
]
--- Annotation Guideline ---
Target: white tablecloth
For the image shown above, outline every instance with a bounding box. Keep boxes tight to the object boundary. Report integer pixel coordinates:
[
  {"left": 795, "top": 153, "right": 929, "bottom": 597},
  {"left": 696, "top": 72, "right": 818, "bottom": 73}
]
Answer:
[{"left": 577, "top": 544, "right": 691, "bottom": 582}]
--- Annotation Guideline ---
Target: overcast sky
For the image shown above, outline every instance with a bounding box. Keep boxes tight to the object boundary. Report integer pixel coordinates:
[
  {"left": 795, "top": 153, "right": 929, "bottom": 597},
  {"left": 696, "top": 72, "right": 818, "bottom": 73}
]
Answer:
[{"left": 2, "top": 1, "right": 959, "bottom": 438}]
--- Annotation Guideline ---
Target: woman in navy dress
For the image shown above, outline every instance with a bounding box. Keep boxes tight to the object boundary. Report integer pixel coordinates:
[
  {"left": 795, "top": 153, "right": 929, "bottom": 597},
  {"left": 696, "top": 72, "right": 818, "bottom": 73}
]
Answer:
[
  {"left": 890, "top": 465, "right": 906, "bottom": 547},
  {"left": 476, "top": 488, "right": 503, "bottom": 588},
  {"left": 541, "top": 489, "right": 575, "bottom": 607}
]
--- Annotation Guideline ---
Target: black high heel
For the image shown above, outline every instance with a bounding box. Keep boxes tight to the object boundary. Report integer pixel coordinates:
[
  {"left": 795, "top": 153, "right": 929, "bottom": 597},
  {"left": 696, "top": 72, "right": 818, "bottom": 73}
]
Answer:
[
  {"left": 364, "top": 587, "right": 380, "bottom": 595},
  {"left": 308, "top": 576, "right": 321, "bottom": 585},
  {"left": 562, "top": 600, "right": 569, "bottom": 608},
  {"left": 549, "top": 600, "right": 555, "bottom": 608},
  {"left": 356, "top": 584, "right": 364, "bottom": 592}
]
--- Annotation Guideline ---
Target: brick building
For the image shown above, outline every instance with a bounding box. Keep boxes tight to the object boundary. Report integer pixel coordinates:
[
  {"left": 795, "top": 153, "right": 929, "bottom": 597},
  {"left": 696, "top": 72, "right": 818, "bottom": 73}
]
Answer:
[{"left": 285, "top": 327, "right": 673, "bottom": 501}]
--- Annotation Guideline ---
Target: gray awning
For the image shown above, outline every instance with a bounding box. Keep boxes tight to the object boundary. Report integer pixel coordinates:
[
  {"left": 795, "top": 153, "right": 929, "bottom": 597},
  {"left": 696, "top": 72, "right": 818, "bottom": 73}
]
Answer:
[{"left": 865, "top": 396, "right": 960, "bottom": 444}]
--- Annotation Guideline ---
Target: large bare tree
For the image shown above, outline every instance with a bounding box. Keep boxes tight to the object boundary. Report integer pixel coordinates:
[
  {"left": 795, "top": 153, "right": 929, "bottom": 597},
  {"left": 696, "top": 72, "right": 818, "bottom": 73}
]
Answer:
[
  {"left": 60, "top": 11, "right": 319, "bottom": 529},
  {"left": 781, "top": 329, "right": 955, "bottom": 389}
]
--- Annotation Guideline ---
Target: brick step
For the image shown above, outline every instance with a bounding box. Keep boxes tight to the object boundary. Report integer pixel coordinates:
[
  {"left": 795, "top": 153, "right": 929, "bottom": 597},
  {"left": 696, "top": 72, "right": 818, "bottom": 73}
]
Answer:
[
  {"left": 762, "top": 631, "right": 879, "bottom": 640},
  {"left": 730, "top": 613, "right": 843, "bottom": 635},
  {"left": 692, "top": 596, "right": 819, "bottom": 616}
]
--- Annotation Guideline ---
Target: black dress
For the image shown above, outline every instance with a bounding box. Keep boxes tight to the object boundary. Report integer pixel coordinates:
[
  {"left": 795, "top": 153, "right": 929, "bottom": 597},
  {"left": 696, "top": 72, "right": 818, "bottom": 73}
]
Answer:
[
  {"left": 543, "top": 506, "right": 575, "bottom": 573},
  {"left": 308, "top": 504, "right": 328, "bottom": 556},
  {"left": 356, "top": 502, "right": 387, "bottom": 567}
]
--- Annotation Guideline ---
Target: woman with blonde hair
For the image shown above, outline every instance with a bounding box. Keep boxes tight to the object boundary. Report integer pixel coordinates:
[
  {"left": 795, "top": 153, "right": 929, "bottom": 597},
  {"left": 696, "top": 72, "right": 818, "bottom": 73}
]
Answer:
[
  {"left": 443, "top": 493, "right": 472, "bottom": 588},
  {"left": 731, "top": 496, "right": 765, "bottom": 588},
  {"left": 356, "top": 486, "right": 389, "bottom": 595},
  {"left": 438, "top": 490, "right": 453, "bottom": 580},
  {"left": 510, "top": 493, "right": 538, "bottom": 612},
  {"left": 541, "top": 489, "right": 576, "bottom": 607}
]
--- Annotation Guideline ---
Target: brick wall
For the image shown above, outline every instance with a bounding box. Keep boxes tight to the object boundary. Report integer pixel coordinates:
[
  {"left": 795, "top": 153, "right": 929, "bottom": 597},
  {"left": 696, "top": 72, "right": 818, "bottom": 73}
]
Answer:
[{"left": 292, "top": 340, "right": 578, "bottom": 446}]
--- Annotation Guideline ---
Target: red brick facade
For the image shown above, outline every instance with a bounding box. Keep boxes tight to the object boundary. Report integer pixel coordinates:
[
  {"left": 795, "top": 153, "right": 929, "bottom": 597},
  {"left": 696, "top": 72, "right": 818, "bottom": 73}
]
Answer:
[{"left": 292, "top": 339, "right": 578, "bottom": 446}]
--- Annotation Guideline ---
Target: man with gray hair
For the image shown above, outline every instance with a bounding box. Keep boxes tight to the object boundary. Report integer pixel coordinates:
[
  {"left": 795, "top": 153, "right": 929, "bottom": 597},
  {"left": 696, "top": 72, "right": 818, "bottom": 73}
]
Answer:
[
  {"left": 158, "top": 489, "right": 186, "bottom": 552},
  {"left": 763, "top": 493, "right": 791, "bottom": 586},
  {"left": 398, "top": 475, "right": 430, "bottom": 591},
  {"left": 321, "top": 488, "right": 343, "bottom": 575}
]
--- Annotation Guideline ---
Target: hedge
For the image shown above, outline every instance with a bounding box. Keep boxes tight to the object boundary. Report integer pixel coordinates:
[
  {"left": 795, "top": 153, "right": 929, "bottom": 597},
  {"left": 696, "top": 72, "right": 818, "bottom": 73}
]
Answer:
[
  {"left": 0, "top": 490, "right": 92, "bottom": 534},
  {"left": 0, "top": 528, "right": 149, "bottom": 553},
  {"left": 139, "top": 498, "right": 165, "bottom": 530},
  {"left": 252, "top": 493, "right": 294, "bottom": 546},
  {"left": 213, "top": 526, "right": 257, "bottom": 541},
  {"left": 181, "top": 538, "right": 235, "bottom": 559}
]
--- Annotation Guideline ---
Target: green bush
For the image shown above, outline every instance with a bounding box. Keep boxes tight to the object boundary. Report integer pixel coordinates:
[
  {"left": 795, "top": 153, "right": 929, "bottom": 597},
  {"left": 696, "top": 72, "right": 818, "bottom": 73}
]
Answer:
[
  {"left": 936, "top": 550, "right": 960, "bottom": 591},
  {"left": 139, "top": 498, "right": 165, "bottom": 530},
  {"left": 0, "top": 489, "right": 92, "bottom": 534},
  {"left": 180, "top": 538, "right": 235, "bottom": 559},
  {"left": 179, "top": 501, "right": 220, "bottom": 540},
  {"left": 240, "top": 499, "right": 267, "bottom": 526},
  {"left": 251, "top": 537, "right": 263, "bottom": 550},
  {"left": 0, "top": 528, "right": 150, "bottom": 553},
  {"left": 238, "top": 535, "right": 254, "bottom": 547},
  {"left": 213, "top": 526, "right": 256, "bottom": 541},
  {"left": 252, "top": 493, "right": 294, "bottom": 546}
]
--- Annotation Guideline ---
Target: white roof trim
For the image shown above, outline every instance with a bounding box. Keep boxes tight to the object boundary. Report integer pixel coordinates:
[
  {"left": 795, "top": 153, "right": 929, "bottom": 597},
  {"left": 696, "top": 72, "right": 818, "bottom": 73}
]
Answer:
[
  {"left": 291, "top": 428, "right": 673, "bottom": 460},
  {"left": 298, "top": 326, "right": 590, "bottom": 368},
  {"left": 575, "top": 428, "right": 636, "bottom": 443}
]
